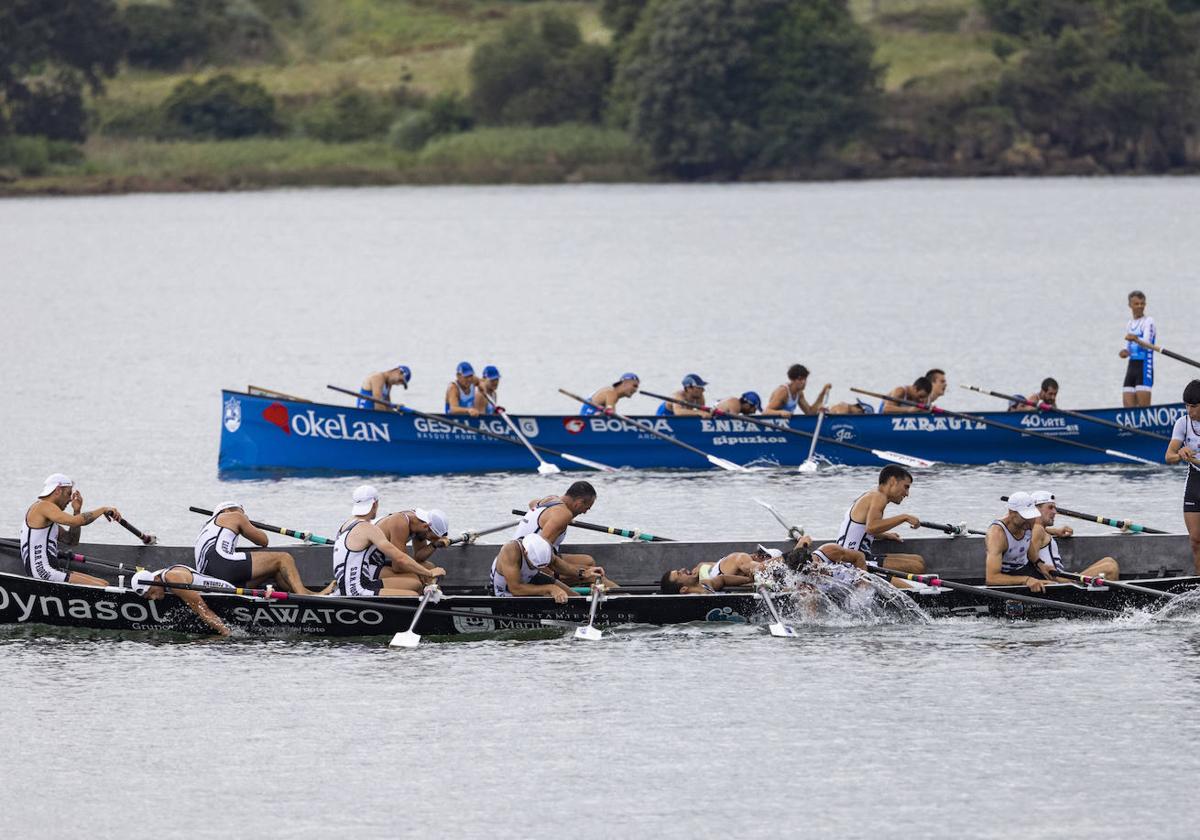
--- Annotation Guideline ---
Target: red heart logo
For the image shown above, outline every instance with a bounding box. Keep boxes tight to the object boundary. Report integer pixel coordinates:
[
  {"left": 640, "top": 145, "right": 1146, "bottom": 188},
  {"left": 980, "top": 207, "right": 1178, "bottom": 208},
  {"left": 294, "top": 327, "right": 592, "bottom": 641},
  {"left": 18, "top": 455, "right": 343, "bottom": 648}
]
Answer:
[{"left": 263, "top": 402, "right": 291, "bottom": 434}]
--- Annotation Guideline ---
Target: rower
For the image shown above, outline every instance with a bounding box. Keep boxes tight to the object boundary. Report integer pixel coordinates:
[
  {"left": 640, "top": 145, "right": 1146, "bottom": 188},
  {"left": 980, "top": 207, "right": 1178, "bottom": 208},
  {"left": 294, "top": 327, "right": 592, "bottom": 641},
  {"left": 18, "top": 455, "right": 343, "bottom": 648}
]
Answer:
[
  {"left": 714, "top": 391, "right": 762, "bottom": 416},
  {"left": 194, "top": 502, "right": 323, "bottom": 594},
  {"left": 984, "top": 491, "right": 1048, "bottom": 592},
  {"left": 333, "top": 486, "right": 447, "bottom": 597},
  {"left": 474, "top": 365, "right": 501, "bottom": 414},
  {"left": 811, "top": 465, "right": 926, "bottom": 575},
  {"left": 491, "top": 533, "right": 601, "bottom": 603},
  {"left": 764, "top": 364, "right": 830, "bottom": 416},
  {"left": 132, "top": 565, "right": 235, "bottom": 636},
  {"left": 515, "top": 481, "right": 616, "bottom": 587},
  {"left": 358, "top": 364, "right": 410, "bottom": 410},
  {"left": 881, "top": 376, "right": 933, "bottom": 414},
  {"left": 445, "top": 361, "right": 480, "bottom": 416},
  {"left": 659, "top": 545, "right": 781, "bottom": 593},
  {"left": 656, "top": 373, "right": 710, "bottom": 416},
  {"left": 20, "top": 474, "right": 120, "bottom": 586},
  {"left": 1008, "top": 378, "right": 1059, "bottom": 412},
  {"left": 372, "top": 502, "right": 453, "bottom": 592},
  {"left": 1120, "top": 289, "right": 1155, "bottom": 407},
  {"left": 925, "top": 369, "right": 947, "bottom": 405},
  {"left": 1166, "top": 380, "right": 1200, "bottom": 573},
  {"left": 1029, "top": 491, "right": 1119, "bottom": 581},
  {"left": 579, "top": 372, "right": 640, "bottom": 416}
]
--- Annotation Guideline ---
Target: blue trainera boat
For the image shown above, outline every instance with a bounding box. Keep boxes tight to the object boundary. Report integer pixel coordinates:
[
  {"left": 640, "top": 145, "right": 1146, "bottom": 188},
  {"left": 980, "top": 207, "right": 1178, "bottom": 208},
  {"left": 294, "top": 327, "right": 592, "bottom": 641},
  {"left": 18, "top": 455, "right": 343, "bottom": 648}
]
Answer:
[{"left": 217, "top": 390, "right": 1184, "bottom": 475}]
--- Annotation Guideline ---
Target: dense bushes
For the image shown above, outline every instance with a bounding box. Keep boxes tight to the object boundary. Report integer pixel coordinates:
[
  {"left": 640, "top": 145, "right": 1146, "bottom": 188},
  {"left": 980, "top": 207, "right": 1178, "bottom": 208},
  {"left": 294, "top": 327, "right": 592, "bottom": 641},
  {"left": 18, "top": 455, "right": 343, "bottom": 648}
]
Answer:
[
  {"left": 163, "top": 74, "right": 279, "bottom": 138},
  {"left": 123, "top": 0, "right": 279, "bottom": 71}
]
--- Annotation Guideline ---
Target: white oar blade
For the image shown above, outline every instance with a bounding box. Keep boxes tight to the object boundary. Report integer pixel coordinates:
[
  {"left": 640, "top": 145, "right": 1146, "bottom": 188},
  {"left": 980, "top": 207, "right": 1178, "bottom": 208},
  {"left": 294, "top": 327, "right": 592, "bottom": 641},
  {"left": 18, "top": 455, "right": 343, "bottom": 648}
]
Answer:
[
  {"left": 560, "top": 453, "right": 618, "bottom": 472},
  {"left": 1105, "top": 450, "right": 1158, "bottom": 466},
  {"left": 872, "top": 449, "right": 936, "bottom": 468},
  {"left": 768, "top": 623, "right": 798, "bottom": 638},
  {"left": 389, "top": 631, "right": 421, "bottom": 648},
  {"left": 797, "top": 459, "right": 819, "bottom": 474},
  {"left": 536, "top": 462, "right": 562, "bottom": 475},
  {"left": 573, "top": 626, "right": 604, "bottom": 641},
  {"left": 708, "top": 455, "right": 748, "bottom": 472}
]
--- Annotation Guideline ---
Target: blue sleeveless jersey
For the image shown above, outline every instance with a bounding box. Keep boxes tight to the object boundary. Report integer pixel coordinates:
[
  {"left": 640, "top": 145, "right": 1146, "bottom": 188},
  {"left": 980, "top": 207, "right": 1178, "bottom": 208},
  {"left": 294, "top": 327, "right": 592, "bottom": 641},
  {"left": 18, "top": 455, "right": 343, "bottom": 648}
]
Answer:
[
  {"left": 357, "top": 383, "right": 390, "bottom": 410},
  {"left": 445, "top": 383, "right": 475, "bottom": 413}
]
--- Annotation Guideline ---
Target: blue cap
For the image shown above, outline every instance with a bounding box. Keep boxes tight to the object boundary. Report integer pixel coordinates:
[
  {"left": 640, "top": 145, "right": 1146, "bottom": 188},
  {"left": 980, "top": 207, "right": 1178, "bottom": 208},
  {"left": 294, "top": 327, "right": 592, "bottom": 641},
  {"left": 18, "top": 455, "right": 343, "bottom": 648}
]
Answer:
[
  {"left": 456, "top": 361, "right": 475, "bottom": 377},
  {"left": 741, "top": 390, "right": 762, "bottom": 410},
  {"left": 682, "top": 373, "right": 707, "bottom": 388},
  {"left": 620, "top": 372, "right": 639, "bottom": 382},
  {"left": 482, "top": 365, "right": 500, "bottom": 380},
  {"left": 394, "top": 364, "right": 411, "bottom": 388}
]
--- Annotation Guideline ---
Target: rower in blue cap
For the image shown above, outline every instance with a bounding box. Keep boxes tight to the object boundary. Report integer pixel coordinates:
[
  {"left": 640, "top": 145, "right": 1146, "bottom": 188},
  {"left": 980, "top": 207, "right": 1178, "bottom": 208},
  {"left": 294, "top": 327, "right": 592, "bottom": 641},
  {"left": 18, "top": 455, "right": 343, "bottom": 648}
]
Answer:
[
  {"left": 475, "top": 365, "right": 502, "bottom": 414},
  {"left": 445, "top": 361, "right": 479, "bottom": 415},
  {"left": 357, "top": 364, "right": 410, "bottom": 410},
  {"left": 579, "top": 372, "right": 640, "bottom": 416},
  {"left": 657, "top": 373, "right": 711, "bottom": 417},
  {"left": 715, "top": 391, "right": 762, "bottom": 416}
]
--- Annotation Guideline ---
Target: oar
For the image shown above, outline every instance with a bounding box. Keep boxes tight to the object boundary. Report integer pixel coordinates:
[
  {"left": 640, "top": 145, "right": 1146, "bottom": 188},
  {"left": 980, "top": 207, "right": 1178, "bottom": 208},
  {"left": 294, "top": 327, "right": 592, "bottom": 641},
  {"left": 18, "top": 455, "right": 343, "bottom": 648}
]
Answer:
[
  {"left": 560, "top": 388, "right": 748, "bottom": 472},
  {"left": 478, "top": 390, "right": 560, "bottom": 475},
  {"left": 851, "top": 388, "right": 1160, "bottom": 466},
  {"left": 447, "top": 520, "right": 520, "bottom": 546},
  {"left": 0, "top": 538, "right": 147, "bottom": 576},
  {"left": 573, "top": 580, "right": 605, "bottom": 641},
  {"left": 866, "top": 564, "right": 1119, "bottom": 617},
  {"left": 104, "top": 513, "right": 158, "bottom": 545},
  {"left": 757, "top": 584, "right": 798, "bottom": 637},
  {"left": 798, "top": 408, "right": 825, "bottom": 474},
  {"left": 961, "top": 384, "right": 1170, "bottom": 442},
  {"left": 753, "top": 499, "right": 805, "bottom": 540},
  {"left": 329, "top": 384, "right": 617, "bottom": 473},
  {"left": 919, "top": 520, "right": 987, "bottom": 537},
  {"left": 389, "top": 582, "right": 444, "bottom": 648},
  {"left": 1050, "top": 570, "right": 1176, "bottom": 600},
  {"left": 1128, "top": 335, "right": 1200, "bottom": 371},
  {"left": 999, "top": 496, "right": 1166, "bottom": 534},
  {"left": 508, "top": 509, "right": 674, "bottom": 542},
  {"left": 640, "top": 389, "right": 936, "bottom": 469},
  {"left": 188, "top": 507, "right": 335, "bottom": 545}
]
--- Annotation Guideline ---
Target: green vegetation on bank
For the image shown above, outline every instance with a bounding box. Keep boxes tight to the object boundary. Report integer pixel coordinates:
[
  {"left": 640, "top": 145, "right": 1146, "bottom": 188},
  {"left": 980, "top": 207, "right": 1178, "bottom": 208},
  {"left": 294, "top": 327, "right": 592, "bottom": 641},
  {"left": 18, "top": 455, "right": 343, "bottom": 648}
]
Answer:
[{"left": 1, "top": 0, "right": 1198, "bottom": 194}]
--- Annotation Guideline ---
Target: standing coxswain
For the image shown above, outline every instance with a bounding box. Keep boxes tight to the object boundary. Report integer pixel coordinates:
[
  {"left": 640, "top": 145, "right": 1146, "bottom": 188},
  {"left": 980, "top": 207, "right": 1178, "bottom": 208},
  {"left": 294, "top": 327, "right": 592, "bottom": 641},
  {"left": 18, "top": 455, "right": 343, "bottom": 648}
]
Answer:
[
  {"left": 811, "top": 465, "right": 926, "bottom": 576},
  {"left": 358, "top": 365, "right": 410, "bottom": 410},
  {"left": 881, "top": 377, "right": 933, "bottom": 414},
  {"left": 714, "top": 391, "right": 762, "bottom": 416},
  {"left": 491, "top": 534, "right": 600, "bottom": 602},
  {"left": 515, "top": 481, "right": 617, "bottom": 587},
  {"left": 445, "top": 361, "right": 480, "bottom": 415},
  {"left": 1121, "top": 290, "right": 1155, "bottom": 407},
  {"left": 474, "top": 365, "right": 501, "bottom": 414},
  {"left": 20, "top": 474, "right": 121, "bottom": 586},
  {"left": 579, "top": 372, "right": 640, "bottom": 416},
  {"left": 194, "top": 502, "right": 324, "bottom": 594},
  {"left": 763, "top": 364, "right": 829, "bottom": 417},
  {"left": 1028, "top": 491, "right": 1119, "bottom": 581},
  {"left": 1166, "top": 380, "right": 1200, "bottom": 572},
  {"left": 372, "top": 501, "right": 452, "bottom": 592},
  {"left": 133, "top": 566, "right": 235, "bottom": 636},
  {"left": 984, "top": 492, "right": 1048, "bottom": 592},
  {"left": 656, "top": 373, "right": 710, "bottom": 417},
  {"left": 333, "top": 486, "right": 446, "bottom": 597}
]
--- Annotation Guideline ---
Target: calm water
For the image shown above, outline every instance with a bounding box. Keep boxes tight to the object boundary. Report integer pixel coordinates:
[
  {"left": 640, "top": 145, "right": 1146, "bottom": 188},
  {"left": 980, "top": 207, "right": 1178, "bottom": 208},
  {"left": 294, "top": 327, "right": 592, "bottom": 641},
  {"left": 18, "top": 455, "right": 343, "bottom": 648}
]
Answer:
[{"left": 2, "top": 179, "right": 1200, "bottom": 838}]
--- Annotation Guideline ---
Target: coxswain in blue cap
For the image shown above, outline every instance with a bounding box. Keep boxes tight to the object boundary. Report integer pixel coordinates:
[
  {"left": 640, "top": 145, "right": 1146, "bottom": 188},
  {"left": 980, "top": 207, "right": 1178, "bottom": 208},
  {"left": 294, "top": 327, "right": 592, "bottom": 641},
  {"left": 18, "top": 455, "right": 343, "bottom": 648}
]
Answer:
[
  {"left": 357, "top": 364, "right": 410, "bottom": 410},
  {"left": 764, "top": 364, "right": 830, "bottom": 417},
  {"left": 657, "top": 373, "right": 711, "bottom": 417},
  {"left": 714, "top": 391, "right": 762, "bottom": 416},
  {"left": 579, "top": 372, "right": 640, "bottom": 416},
  {"left": 446, "top": 361, "right": 480, "bottom": 415},
  {"left": 474, "top": 365, "right": 501, "bottom": 414}
]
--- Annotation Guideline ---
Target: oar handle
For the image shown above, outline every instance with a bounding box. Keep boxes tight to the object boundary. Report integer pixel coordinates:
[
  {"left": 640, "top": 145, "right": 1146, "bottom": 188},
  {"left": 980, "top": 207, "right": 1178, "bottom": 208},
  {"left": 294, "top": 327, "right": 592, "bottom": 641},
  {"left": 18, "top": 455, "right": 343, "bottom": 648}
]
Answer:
[
  {"left": 509, "top": 509, "right": 672, "bottom": 542},
  {"left": 188, "top": 507, "right": 335, "bottom": 546},
  {"left": 868, "top": 564, "right": 1117, "bottom": 617},
  {"left": 105, "top": 513, "right": 157, "bottom": 545}
]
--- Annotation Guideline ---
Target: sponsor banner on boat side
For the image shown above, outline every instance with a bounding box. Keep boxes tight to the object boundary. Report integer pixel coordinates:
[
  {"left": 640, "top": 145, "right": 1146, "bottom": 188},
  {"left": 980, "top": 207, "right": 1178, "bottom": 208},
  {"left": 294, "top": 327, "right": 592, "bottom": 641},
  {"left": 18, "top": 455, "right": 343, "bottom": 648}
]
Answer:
[
  {"left": 260, "top": 402, "right": 392, "bottom": 444},
  {"left": 223, "top": 395, "right": 242, "bottom": 433},
  {"left": 449, "top": 605, "right": 641, "bottom": 633},
  {"left": 228, "top": 604, "right": 384, "bottom": 632},
  {"left": 0, "top": 582, "right": 173, "bottom": 629},
  {"left": 412, "top": 417, "right": 540, "bottom": 441},
  {"left": 1016, "top": 414, "right": 1080, "bottom": 436},
  {"left": 888, "top": 416, "right": 988, "bottom": 433},
  {"left": 1113, "top": 406, "right": 1185, "bottom": 429}
]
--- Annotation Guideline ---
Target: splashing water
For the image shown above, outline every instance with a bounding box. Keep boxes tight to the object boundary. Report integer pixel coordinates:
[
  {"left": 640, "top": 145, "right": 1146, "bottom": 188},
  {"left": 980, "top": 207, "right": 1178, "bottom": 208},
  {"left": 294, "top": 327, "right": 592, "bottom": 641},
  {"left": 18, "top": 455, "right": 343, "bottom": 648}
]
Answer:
[{"left": 756, "top": 564, "right": 932, "bottom": 627}]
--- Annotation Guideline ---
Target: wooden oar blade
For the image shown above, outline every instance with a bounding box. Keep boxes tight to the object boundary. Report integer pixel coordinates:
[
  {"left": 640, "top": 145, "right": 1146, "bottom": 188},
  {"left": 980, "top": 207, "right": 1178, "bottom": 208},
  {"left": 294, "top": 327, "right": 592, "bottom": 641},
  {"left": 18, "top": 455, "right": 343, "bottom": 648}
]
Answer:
[{"left": 872, "top": 449, "right": 937, "bottom": 468}]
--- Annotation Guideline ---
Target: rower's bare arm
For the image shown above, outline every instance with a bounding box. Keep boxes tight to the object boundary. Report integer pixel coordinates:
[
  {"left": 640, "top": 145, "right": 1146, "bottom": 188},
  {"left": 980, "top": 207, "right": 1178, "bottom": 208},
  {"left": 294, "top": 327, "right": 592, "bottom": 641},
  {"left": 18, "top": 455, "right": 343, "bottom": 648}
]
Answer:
[
  {"left": 881, "top": 389, "right": 906, "bottom": 414},
  {"left": 178, "top": 590, "right": 231, "bottom": 636},
  {"left": 711, "top": 574, "right": 753, "bottom": 591},
  {"left": 41, "top": 503, "right": 117, "bottom": 530},
  {"left": 1166, "top": 439, "right": 1195, "bottom": 465},
  {"left": 763, "top": 386, "right": 791, "bottom": 416},
  {"left": 538, "top": 507, "right": 572, "bottom": 547},
  {"left": 865, "top": 500, "right": 919, "bottom": 536},
  {"left": 233, "top": 514, "right": 270, "bottom": 547},
  {"left": 806, "top": 384, "right": 831, "bottom": 414}
]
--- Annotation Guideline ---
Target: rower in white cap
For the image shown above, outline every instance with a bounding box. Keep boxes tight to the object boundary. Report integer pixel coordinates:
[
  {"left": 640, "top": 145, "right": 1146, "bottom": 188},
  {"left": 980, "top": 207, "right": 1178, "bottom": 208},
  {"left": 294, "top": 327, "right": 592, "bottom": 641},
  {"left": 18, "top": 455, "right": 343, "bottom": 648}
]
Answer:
[
  {"left": 372, "top": 501, "right": 453, "bottom": 592},
  {"left": 490, "top": 533, "right": 599, "bottom": 603},
  {"left": 985, "top": 491, "right": 1048, "bottom": 592},
  {"left": 332, "top": 486, "right": 446, "bottom": 597},
  {"left": 193, "top": 501, "right": 323, "bottom": 594},
  {"left": 132, "top": 566, "right": 236, "bottom": 636},
  {"left": 20, "top": 474, "right": 121, "bottom": 586},
  {"left": 1029, "top": 491, "right": 1120, "bottom": 581}
]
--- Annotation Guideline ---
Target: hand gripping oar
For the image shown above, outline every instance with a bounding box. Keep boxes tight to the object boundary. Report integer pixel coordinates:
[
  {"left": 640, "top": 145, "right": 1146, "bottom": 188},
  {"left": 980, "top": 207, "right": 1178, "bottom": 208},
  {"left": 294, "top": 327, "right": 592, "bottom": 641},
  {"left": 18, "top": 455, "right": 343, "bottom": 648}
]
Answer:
[
  {"left": 104, "top": 513, "right": 158, "bottom": 545},
  {"left": 640, "top": 389, "right": 935, "bottom": 469},
  {"left": 389, "top": 582, "right": 444, "bottom": 648},
  {"left": 447, "top": 520, "right": 520, "bottom": 546},
  {"left": 328, "top": 385, "right": 616, "bottom": 473},
  {"left": 560, "top": 388, "right": 748, "bottom": 472},
  {"left": 509, "top": 510, "right": 674, "bottom": 542},
  {"left": 1049, "top": 571, "right": 1176, "bottom": 600},
  {"left": 753, "top": 499, "right": 805, "bottom": 540},
  {"left": 961, "top": 384, "right": 1170, "bottom": 442},
  {"left": 574, "top": 579, "right": 605, "bottom": 641},
  {"left": 866, "top": 564, "right": 1119, "bottom": 618},
  {"left": 478, "top": 390, "right": 560, "bottom": 475},
  {"left": 189, "top": 507, "right": 335, "bottom": 545},
  {"left": 999, "top": 496, "right": 1166, "bottom": 534},
  {"left": 919, "top": 520, "right": 987, "bottom": 537},
  {"left": 757, "top": 584, "right": 798, "bottom": 637},
  {"left": 798, "top": 408, "right": 825, "bottom": 474},
  {"left": 1128, "top": 335, "right": 1200, "bottom": 371},
  {"left": 852, "top": 388, "right": 1160, "bottom": 466}
]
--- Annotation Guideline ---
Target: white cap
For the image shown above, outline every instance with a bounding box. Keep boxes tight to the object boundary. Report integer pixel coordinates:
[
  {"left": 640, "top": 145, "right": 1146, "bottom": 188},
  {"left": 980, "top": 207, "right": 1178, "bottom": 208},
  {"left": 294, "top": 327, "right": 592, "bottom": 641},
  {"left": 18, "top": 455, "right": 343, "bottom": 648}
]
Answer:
[
  {"left": 351, "top": 485, "right": 379, "bottom": 516},
  {"left": 414, "top": 507, "right": 449, "bottom": 537},
  {"left": 38, "top": 473, "right": 74, "bottom": 498},
  {"left": 756, "top": 544, "right": 784, "bottom": 559},
  {"left": 1031, "top": 490, "right": 1056, "bottom": 506},
  {"left": 521, "top": 533, "right": 553, "bottom": 568},
  {"left": 1007, "top": 491, "right": 1040, "bottom": 520},
  {"left": 130, "top": 570, "right": 159, "bottom": 597},
  {"left": 215, "top": 501, "right": 243, "bottom": 514}
]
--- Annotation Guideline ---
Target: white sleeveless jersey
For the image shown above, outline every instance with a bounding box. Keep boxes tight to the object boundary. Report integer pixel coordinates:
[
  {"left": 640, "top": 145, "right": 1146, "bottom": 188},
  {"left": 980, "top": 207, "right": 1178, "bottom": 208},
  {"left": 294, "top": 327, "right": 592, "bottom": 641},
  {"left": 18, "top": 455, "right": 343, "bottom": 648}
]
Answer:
[
  {"left": 334, "top": 520, "right": 385, "bottom": 597},
  {"left": 490, "top": 541, "right": 543, "bottom": 596},
  {"left": 1172, "top": 417, "right": 1200, "bottom": 474},
  {"left": 514, "top": 502, "right": 566, "bottom": 551},
  {"left": 1036, "top": 535, "right": 1063, "bottom": 572},
  {"left": 21, "top": 509, "right": 64, "bottom": 583},
  {"left": 194, "top": 516, "right": 243, "bottom": 572},
  {"left": 991, "top": 520, "right": 1033, "bottom": 574},
  {"left": 834, "top": 494, "right": 873, "bottom": 554},
  {"left": 155, "top": 564, "right": 236, "bottom": 591}
]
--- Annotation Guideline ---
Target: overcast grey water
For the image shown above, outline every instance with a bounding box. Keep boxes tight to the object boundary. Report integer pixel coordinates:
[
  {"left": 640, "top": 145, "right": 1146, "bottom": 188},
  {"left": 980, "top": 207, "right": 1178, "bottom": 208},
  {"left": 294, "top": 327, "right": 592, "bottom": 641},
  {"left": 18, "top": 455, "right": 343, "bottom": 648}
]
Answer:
[{"left": 3, "top": 179, "right": 1200, "bottom": 838}]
